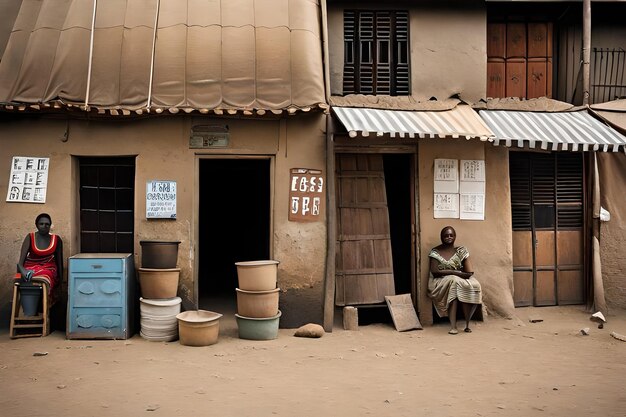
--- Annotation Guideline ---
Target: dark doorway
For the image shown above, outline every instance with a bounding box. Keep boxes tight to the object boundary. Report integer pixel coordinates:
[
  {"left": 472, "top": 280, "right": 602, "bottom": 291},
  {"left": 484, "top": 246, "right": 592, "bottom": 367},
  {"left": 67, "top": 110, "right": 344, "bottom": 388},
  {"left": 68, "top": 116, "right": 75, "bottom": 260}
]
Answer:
[
  {"left": 383, "top": 154, "right": 413, "bottom": 296},
  {"left": 198, "top": 159, "right": 271, "bottom": 309}
]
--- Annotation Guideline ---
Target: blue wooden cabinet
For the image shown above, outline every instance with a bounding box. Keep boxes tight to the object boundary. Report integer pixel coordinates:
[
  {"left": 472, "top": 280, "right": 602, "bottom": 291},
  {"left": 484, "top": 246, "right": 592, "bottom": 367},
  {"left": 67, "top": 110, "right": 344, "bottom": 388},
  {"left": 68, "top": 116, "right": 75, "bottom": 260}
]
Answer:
[{"left": 67, "top": 253, "right": 135, "bottom": 339}]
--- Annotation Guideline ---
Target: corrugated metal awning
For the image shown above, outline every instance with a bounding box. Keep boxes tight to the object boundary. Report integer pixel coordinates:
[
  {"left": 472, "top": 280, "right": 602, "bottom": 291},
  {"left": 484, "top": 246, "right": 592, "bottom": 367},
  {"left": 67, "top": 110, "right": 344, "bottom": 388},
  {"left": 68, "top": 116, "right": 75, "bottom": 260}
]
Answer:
[
  {"left": 479, "top": 110, "right": 626, "bottom": 152},
  {"left": 333, "top": 105, "right": 495, "bottom": 140}
]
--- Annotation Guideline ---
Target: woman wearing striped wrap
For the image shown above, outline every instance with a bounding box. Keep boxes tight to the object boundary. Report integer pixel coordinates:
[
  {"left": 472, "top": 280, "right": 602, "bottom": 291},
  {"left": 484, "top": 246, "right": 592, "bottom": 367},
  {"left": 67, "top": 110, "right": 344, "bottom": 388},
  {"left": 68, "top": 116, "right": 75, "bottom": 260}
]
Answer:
[{"left": 428, "top": 226, "right": 482, "bottom": 335}]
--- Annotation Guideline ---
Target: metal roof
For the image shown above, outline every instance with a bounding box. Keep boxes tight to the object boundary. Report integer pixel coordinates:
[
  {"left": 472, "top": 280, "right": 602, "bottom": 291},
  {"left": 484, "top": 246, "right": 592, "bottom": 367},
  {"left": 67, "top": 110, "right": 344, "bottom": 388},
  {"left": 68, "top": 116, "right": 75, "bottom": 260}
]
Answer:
[
  {"left": 332, "top": 105, "right": 495, "bottom": 141},
  {"left": 479, "top": 110, "right": 626, "bottom": 152}
]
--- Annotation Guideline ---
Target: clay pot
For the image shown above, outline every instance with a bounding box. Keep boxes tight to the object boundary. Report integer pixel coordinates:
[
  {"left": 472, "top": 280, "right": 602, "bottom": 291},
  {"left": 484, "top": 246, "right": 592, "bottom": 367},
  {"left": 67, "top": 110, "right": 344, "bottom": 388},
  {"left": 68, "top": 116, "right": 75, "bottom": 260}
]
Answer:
[
  {"left": 235, "top": 260, "right": 279, "bottom": 291},
  {"left": 176, "top": 310, "right": 222, "bottom": 347},
  {"left": 140, "top": 241, "right": 180, "bottom": 269},
  {"left": 235, "top": 288, "right": 280, "bottom": 318},
  {"left": 138, "top": 268, "right": 180, "bottom": 299}
]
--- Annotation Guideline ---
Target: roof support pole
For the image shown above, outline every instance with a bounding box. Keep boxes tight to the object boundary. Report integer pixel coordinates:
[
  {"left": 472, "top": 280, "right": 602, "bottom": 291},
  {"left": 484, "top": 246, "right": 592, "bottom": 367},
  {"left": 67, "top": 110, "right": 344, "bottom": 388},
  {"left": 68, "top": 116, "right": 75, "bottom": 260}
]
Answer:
[
  {"left": 84, "top": 0, "right": 97, "bottom": 110},
  {"left": 323, "top": 113, "right": 336, "bottom": 332},
  {"left": 147, "top": 0, "right": 161, "bottom": 111},
  {"left": 582, "top": 0, "right": 591, "bottom": 106}
]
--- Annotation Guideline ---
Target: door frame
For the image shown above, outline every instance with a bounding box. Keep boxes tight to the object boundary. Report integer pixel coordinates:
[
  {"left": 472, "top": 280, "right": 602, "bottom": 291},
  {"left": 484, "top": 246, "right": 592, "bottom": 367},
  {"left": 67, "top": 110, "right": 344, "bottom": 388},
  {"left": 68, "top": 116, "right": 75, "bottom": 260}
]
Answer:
[
  {"left": 331, "top": 141, "right": 420, "bottom": 309},
  {"left": 193, "top": 155, "right": 275, "bottom": 308}
]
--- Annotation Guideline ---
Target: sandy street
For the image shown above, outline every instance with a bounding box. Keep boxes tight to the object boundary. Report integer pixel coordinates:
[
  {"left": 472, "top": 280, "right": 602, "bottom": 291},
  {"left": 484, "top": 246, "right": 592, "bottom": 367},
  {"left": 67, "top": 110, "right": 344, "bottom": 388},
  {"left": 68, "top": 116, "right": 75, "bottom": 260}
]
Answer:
[{"left": 1, "top": 305, "right": 626, "bottom": 417}]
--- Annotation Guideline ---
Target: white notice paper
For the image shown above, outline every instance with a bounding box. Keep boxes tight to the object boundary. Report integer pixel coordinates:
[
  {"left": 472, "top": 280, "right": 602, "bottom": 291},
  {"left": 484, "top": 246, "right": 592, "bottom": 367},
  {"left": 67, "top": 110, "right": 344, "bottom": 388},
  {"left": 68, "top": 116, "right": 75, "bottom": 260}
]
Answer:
[
  {"left": 6, "top": 156, "right": 49, "bottom": 203},
  {"left": 433, "top": 159, "right": 459, "bottom": 193},
  {"left": 434, "top": 193, "right": 459, "bottom": 219},
  {"left": 460, "top": 193, "right": 485, "bottom": 220}
]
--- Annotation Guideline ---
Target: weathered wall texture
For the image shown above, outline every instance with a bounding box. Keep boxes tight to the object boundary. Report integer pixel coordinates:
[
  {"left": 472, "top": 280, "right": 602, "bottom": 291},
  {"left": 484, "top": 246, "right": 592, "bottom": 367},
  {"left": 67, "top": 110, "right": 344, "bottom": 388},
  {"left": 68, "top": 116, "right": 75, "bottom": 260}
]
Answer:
[
  {"left": 327, "top": 1, "right": 486, "bottom": 103},
  {"left": 418, "top": 140, "right": 515, "bottom": 325},
  {"left": 597, "top": 152, "right": 626, "bottom": 310},
  {"left": 0, "top": 112, "right": 327, "bottom": 328}
]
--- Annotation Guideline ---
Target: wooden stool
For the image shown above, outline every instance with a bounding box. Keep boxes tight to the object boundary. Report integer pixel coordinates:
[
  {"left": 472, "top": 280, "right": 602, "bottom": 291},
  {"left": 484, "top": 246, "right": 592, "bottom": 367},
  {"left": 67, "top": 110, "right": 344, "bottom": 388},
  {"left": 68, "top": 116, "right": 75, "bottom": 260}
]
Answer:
[{"left": 9, "top": 277, "right": 51, "bottom": 339}]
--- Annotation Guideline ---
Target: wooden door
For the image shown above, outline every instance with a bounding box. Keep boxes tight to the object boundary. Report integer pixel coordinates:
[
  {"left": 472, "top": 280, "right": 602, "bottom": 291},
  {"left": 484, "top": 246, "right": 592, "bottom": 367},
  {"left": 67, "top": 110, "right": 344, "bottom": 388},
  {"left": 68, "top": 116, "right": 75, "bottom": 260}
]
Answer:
[
  {"left": 335, "top": 154, "right": 395, "bottom": 305},
  {"left": 510, "top": 152, "right": 584, "bottom": 307}
]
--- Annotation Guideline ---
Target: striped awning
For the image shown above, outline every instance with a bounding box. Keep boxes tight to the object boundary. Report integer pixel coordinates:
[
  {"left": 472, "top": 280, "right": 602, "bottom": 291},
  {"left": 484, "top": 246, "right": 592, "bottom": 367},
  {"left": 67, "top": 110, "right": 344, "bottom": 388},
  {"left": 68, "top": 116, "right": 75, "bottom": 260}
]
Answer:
[
  {"left": 479, "top": 110, "right": 626, "bottom": 152},
  {"left": 333, "top": 105, "right": 495, "bottom": 140}
]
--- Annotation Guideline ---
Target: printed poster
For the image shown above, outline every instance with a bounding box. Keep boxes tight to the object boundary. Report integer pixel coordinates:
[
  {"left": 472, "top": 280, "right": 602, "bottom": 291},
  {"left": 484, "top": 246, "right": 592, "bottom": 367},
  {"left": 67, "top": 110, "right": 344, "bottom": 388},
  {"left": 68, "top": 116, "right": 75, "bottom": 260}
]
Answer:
[{"left": 6, "top": 156, "right": 49, "bottom": 203}]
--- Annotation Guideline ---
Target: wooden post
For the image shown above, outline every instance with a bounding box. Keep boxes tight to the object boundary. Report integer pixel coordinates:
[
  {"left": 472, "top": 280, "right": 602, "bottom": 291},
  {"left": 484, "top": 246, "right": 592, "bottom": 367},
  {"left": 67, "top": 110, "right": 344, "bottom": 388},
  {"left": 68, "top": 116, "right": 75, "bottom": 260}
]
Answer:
[
  {"left": 582, "top": 0, "right": 591, "bottom": 106},
  {"left": 323, "top": 115, "right": 337, "bottom": 332},
  {"left": 343, "top": 306, "right": 358, "bottom": 330}
]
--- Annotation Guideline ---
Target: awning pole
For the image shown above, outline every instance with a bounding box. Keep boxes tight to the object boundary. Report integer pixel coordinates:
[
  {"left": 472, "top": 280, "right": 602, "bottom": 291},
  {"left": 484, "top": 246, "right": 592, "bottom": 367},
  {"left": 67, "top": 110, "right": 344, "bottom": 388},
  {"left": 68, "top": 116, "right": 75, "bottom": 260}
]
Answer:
[
  {"left": 582, "top": 0, "right": 591, "bottom": 106},
  {"left": 84, "top": 0, "right": 97, "bottom": 110},
  {"left": 147, "top": 0, "right": 161, "bottom": 111}
]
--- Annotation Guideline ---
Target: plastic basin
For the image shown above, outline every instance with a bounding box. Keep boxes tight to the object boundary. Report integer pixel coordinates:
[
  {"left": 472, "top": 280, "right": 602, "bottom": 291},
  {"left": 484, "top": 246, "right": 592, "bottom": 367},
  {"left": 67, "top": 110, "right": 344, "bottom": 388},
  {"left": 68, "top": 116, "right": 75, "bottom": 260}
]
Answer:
[
  {"left": 235, "top": 310, "right": 281, "bottom": 340},
  {"left": 176, "top": 310, "right": 222, "bottom": 347}
]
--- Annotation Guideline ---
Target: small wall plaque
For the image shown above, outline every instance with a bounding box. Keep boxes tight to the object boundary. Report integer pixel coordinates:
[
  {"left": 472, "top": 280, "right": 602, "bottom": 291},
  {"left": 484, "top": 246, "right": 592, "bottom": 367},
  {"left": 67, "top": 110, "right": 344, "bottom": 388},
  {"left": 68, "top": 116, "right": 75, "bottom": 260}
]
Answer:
[{"left": 189, "top": 125, "right": 229, "bottom": 148}]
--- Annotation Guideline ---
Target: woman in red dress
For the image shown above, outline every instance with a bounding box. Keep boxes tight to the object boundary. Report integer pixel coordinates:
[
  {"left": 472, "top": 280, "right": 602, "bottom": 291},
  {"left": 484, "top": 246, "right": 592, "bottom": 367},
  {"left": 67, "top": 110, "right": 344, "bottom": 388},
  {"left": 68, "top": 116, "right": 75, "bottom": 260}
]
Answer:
[{"left": 17, "top": 213, "right": 63, "bottom": 293}]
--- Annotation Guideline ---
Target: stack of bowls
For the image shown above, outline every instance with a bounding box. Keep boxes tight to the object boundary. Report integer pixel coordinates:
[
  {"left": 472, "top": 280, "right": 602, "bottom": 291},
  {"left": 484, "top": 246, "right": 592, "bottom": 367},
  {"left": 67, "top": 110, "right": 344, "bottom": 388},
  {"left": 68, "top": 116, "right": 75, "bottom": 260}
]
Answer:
[
  {"left": 138, "top": 241, "right": 181, "bottom": 342},
  {"left": 234, "top": 260, "right": 281, "bottom": 340},
  {"left": 139, "top": 297, "right": 181, "bottom": 341}
]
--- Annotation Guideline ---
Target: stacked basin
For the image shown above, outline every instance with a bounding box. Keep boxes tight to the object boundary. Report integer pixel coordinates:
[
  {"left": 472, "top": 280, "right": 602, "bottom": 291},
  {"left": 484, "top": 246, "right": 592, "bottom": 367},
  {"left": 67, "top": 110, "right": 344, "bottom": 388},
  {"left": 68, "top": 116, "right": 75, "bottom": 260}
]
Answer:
[
  {"left": 138, "top": 241, "right": 181, "bottom": 342},
  {"left": 234, "top": 260, "right": 281, "bottom": 340}
]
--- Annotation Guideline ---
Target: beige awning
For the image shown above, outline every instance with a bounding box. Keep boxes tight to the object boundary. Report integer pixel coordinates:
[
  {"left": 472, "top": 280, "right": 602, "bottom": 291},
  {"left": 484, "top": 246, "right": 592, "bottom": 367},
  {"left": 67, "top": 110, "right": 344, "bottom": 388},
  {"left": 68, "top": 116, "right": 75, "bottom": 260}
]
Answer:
[
  {"left": 0, "top": 0, "right": 326, "bottom": 114},
  {"left": 332, "top": 105, "right": 495, "bottom": 140}
]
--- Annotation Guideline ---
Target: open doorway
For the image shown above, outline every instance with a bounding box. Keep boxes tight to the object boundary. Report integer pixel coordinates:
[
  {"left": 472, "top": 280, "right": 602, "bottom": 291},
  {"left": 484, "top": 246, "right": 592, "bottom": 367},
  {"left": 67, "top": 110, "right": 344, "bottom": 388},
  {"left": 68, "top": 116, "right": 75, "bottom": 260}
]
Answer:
[
  {"left": 335, "top": 152, "right": 415, "bottom": 325},
  {"left": 198, "top": 159, "right": 271, "bottom": 311}
]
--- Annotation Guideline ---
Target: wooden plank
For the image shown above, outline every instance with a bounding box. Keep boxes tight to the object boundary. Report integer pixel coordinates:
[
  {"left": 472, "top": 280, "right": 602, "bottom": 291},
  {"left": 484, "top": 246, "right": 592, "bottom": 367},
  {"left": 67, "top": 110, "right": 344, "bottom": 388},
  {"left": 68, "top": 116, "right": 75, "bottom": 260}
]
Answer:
[
  {"left": 527, "top": 59, "right": 548, "bottom": 99},
  {"left": 487, "top": 60, "right": 506, "bottom": 98},
  {"left": 557, "top": 230, "right": 582, "bottom": 266},
  {"left": 506, "top": 23, "right": 526, "bottom": 58},
  {"left": 557, "top": 269, "right": 584, "bottom": 305},
  {"left": 385, "top": 294, "right": 422, "bottom": 331},
  {"left": 527, "top": 59, "right": 548, "bottom": 98},
  {"left": 513, "top": 270, "right": 533, "bottom": 306},
  {"left": 512, "top": 231, "right": 532, "bottom": 268},
  {"left": 536, "top": 270, "right": 556, "bottom": 306},
  {"left": 487, "top": 23, "right": 506, "bottom": 58},
  {"left": 506, "top": 59, "right": 527, "bottom": 98},
  {"left": 535, "top": 230, "right": 555, "bottom": 266},
  {"left": 528, "top": 23, "right": 548, "bottom": 58}
]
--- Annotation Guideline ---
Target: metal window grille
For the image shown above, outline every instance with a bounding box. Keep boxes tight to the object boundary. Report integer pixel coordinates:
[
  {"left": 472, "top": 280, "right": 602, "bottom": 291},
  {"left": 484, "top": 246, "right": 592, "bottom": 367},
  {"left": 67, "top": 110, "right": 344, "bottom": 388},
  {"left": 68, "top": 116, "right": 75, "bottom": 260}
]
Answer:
[
  {"left": 591, "top": 48, "right": 626, "bottom": 104},
  {"left": 79, "top": 157, "right": 135, "bottom": 253}
]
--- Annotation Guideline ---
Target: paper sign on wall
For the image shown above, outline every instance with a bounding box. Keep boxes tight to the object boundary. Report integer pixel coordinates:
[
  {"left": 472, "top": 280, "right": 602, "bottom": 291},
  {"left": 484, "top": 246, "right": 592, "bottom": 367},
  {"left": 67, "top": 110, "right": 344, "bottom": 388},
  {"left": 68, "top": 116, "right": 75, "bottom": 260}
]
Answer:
[
  {"left": 146, "top": 180, "right": 177, "bottom": 219},
  {"left": 289, "top": 168, "right": 324, "bottom": 222},
  {"left": 434, "top": 193, "right": 459, "bottom": 219},
  {"left": 6, "top": 156, "right": 49, "bottom": 203},
  {"left": 433, "top": 159, "right": 486, "bottom": 220},
  {"left": 433, "top": 159, "right": 459, "bottom": 193}
]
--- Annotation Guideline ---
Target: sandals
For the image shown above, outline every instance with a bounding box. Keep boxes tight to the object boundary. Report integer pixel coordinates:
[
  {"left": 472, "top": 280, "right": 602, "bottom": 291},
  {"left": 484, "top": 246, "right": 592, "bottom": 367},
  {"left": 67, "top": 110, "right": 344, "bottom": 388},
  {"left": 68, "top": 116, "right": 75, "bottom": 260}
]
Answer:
[
  {"left": 464, "top": 328, "right": 472, "bottom": 333},
  {"left": 448, "top": 329, "right": 459, "bottom": 335}
]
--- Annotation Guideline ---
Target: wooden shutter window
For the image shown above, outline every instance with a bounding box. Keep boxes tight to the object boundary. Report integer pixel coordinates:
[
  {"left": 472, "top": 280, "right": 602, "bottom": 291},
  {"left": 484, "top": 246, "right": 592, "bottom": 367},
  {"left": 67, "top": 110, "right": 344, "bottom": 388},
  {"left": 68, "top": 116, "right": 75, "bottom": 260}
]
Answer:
[
  {"left": 343, "top": 10, "right": 410, "bottom": 96},
  {"left": 487, "top": 20, "right": 553, "bottom": 99},
  {"left": 510, "top": 154, "right": 532, "bottom": 231}
]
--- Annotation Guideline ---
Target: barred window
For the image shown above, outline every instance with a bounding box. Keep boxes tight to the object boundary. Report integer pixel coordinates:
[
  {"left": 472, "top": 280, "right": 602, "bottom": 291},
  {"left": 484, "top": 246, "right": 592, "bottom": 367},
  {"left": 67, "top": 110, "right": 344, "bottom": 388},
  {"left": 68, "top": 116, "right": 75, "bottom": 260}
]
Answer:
[{"left": 343, "top": 10, "right": 410, "bottom": 96}]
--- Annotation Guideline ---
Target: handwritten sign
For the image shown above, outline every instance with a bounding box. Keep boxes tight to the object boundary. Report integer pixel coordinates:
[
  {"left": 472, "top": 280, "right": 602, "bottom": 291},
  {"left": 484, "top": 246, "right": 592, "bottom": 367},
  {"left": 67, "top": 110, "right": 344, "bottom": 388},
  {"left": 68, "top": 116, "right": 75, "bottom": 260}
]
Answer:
[
  {"left": 146, "top": 181, "right": 177, "bottom": 219},
  {"left": 6, "top": 156, "right": 49, "bottom": 203},
  {"left": 289, "top": 168, "right": 324, "bottom": 222}
]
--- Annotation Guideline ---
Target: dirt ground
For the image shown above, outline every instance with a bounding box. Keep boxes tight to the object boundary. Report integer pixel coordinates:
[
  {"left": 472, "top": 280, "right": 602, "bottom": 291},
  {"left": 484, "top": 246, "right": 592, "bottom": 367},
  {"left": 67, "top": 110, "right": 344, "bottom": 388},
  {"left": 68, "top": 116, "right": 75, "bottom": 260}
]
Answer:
[{"left": 1, "top": 305, "right": 626, "bottom": 417}]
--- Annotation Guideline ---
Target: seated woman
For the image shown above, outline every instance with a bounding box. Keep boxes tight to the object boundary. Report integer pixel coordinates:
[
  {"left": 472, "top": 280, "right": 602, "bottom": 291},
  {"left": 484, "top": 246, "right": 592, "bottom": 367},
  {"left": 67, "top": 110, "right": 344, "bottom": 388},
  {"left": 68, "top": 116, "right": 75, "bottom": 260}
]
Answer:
[
  {"left": 17, "top": 213, "right": 63, "bottom": 294},
  {"left": 428, "top": 226, "right": 482, "bottom": 334}
]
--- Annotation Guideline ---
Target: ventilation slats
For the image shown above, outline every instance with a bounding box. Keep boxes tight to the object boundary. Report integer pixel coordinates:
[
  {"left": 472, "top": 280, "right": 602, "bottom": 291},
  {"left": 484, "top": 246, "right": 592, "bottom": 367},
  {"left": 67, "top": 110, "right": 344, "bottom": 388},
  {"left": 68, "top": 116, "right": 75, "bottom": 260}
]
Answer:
[
  {"left": 343, "top": 10, "right": 410, "bottom": 96},
  {"left": 510, "top": 152, "right": 583, "bottom": 232}
]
